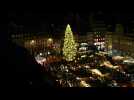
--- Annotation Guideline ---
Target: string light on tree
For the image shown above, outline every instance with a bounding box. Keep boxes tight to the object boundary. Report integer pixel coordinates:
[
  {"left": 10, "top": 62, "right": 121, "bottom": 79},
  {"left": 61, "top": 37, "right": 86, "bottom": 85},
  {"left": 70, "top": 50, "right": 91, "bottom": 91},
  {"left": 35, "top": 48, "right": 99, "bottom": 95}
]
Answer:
[{"left": 63, "top": 24, "right": 77, "bottom": 61}]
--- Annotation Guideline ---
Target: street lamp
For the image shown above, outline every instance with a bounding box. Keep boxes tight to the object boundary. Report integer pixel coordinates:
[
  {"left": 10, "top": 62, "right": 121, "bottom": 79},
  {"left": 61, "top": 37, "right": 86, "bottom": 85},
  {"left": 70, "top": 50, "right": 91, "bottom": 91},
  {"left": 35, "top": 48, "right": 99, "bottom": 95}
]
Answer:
[
  {"left": 48, "top": 38, "right": 53, "bottom": 42},
  {"left": 30, "top": 40, "right": 35, "bottom": 55},
  {"left": 30, "top": 40, "right": 35, "bottom": 45},
  {"left": 47, "top": 38, "right": 53, "bottom": 48},
  {"left": 39, "top": 53, "right": 43, "bottom": 56}
]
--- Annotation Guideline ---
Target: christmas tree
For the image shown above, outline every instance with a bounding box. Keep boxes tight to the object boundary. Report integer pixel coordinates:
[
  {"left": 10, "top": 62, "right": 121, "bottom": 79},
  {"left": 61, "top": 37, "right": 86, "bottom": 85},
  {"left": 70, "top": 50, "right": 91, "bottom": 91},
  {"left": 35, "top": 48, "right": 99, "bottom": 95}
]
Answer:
[{"left": 63, "top": 24, "right": 77, "bottom": 61}]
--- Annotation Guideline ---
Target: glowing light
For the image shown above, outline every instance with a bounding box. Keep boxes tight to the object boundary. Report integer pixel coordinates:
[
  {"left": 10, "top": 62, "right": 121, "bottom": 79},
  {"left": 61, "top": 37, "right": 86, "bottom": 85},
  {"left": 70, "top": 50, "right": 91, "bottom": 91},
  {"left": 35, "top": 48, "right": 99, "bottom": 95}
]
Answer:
[
  {"left": 62, "top": 24, "right": 77, "bottom": 61},
  {"left": 80, "top": 81, "right": 91, "bottom": 87},
  {"left": 84, "top": 65, "right": 90, "bottom": 68},
  {"left": 103, "top": 61, "right": 120, "bottom": 69},
  {"left": 91, "top": 69, "right": 103, "bottom": 76},
  {"left": 66, "top": 69, "right": 69, "bottom": 72},
  {"left": 78, "top": 66, "right": 81, "bottom": 68},
  {"left": 89, "top": 55, "right": 94, "bottom": 57},
  {"left": 108, "top": 45, "right": 112, "bottom": 48},
  {"left": 94, "top": 43, "right": 97, "bottom": 45},
  {"left": 104, "top": 61, "right": 113, "bottom": 68},
  {"left": 123, "top": 59, "right": 134, "bottom": 64},
  {"left": 112, "top": 56, "right": 124, "bottom": 61},
  {"left": 79, "top": 47, "right": 87, "bottom": 51},
  {"left": 48, "top": 52, "right": 50, "bottom": 55},
  {"left": 76, "top": 77, "right": 80, "bottom": 80},
  {"left": 42, "top": 58, "right": 46, "bottom": 62},
  {"left": 81, "top": 55, "right": 87, "bottom": 58},
  {"left": 30, "top": 40, "right": 35, "bottom": 45},
  {"left": 65, "top": 66, "right": 67, "bottom": 69},
  {"left": 48, "top": 38, "right": 53, "bottom": 42},
  {"left": 39, "top": 53, "right": 42, "bottom": 56},
  {"left": 80, "top": 43, "right": 88, "bottom": 46}
]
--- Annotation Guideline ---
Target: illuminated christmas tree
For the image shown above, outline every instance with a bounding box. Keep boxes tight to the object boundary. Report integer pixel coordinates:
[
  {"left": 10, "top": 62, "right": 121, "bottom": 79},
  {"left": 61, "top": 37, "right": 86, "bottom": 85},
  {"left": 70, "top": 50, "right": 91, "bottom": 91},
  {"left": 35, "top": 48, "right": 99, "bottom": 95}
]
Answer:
[{"left": 63, "top": 24, "right": 77, "bottom": 61}]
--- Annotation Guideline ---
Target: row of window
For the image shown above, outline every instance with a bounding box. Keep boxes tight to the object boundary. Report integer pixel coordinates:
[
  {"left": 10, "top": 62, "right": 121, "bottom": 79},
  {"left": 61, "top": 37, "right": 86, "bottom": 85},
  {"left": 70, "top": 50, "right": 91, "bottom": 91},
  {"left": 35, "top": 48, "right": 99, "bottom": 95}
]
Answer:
[
  {"left": 11, "top": 34, "right": 34, "bottom": 38},
  {"left": 94, "top": 38, "right": 105, "bottom": 41}
]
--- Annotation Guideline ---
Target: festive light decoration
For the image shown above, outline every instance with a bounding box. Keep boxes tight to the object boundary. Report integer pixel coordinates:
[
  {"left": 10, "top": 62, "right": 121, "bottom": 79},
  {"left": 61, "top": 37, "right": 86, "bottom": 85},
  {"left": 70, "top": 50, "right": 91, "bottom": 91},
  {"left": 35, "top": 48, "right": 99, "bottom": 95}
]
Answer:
[
  {"left": 63, "top": 24, "right": 77, "bottom": 61},
  {"left": 91, "top": 69, "right": 103, "bottom": 77},
  {"left": 30, "top": 40, "right": 35, "bottom": 45},
  {"left": 80, "top": 81, "right": 91, "bottom": 87},
  {"left": 47, "top": 38, "right": 53, "bottom": 47}
]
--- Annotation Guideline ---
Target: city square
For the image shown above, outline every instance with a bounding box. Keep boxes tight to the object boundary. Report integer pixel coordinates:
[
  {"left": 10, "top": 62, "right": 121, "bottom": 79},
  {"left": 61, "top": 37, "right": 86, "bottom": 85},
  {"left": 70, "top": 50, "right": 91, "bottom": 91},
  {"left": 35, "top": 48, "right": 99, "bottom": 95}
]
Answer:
[
  {"left": 8, "top": 11, "right": 134, "bottom": 87},
  {"left": 33, "top": 24, "right": 134, "bottom": 87}
]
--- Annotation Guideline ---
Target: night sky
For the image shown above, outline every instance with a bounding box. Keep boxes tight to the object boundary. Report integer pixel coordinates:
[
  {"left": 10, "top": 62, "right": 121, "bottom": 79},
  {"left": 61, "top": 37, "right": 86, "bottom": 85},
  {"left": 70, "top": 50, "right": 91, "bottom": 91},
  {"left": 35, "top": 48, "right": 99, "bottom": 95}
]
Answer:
[{"left": 8, "top": 8, "right": 134, "bottom": 35}]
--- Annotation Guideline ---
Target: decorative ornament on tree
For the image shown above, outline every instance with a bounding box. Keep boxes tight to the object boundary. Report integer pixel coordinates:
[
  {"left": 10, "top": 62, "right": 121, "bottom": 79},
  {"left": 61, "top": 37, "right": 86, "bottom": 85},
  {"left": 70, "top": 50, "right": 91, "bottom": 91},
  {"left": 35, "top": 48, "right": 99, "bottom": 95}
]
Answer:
[{"left": 63, "top": 24, "right": 77, "bottom": 61}]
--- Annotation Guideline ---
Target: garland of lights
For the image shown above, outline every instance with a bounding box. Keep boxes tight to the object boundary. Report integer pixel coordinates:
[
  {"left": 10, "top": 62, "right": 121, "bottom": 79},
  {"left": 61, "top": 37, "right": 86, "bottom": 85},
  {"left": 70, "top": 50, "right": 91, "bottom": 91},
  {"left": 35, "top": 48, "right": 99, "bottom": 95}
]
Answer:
[{"left": 63, "top": 24, "right": 77, "bottom": 61}]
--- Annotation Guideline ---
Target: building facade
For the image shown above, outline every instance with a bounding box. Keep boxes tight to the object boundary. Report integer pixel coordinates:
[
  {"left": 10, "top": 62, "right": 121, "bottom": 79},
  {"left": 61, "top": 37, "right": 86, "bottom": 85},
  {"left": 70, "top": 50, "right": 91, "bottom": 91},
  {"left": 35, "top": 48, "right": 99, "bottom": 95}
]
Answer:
[
  {"left": 105, "top": 32, "right": 113, "bottom": 55},
  {"left": 11, "top": 31, "right": 134, "bottom": 58},
  {"left": 106, "top": 32, "right": 134, "bottom": 58},
  {"left": 11, "top": 33, "right": 62, "bottom": 55}
]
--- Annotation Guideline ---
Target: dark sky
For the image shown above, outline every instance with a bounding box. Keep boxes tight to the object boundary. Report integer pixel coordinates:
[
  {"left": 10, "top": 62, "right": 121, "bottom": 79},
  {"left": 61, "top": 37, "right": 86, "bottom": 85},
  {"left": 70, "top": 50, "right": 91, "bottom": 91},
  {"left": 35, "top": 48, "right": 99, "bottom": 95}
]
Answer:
[{"left": 8, "top": 9, "right": 134, "bottom": 34}]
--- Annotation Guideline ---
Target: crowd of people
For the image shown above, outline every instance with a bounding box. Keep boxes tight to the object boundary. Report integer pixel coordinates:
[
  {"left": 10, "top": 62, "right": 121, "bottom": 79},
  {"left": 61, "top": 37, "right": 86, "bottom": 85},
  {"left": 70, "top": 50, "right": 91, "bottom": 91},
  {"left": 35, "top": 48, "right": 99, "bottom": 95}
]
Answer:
[
  {"left": 8, "top": 40, "right": 134, "bottom": 88},
  {"left": 40, "top": 50, "right": 134, "bottom": 87}
]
